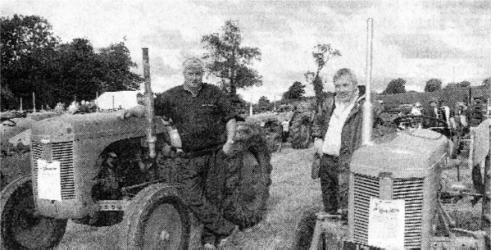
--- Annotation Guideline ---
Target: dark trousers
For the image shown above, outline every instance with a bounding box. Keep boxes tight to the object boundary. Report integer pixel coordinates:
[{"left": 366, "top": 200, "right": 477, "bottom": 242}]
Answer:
[
  {"left": 319, "top": 154, "right": 340, "bottom": 214},
  {"left": 282, "top": 131, "right": 289, "bottom": 142},
  {"left": 179, "top": 150, "right": 235, "bottom": 244}
]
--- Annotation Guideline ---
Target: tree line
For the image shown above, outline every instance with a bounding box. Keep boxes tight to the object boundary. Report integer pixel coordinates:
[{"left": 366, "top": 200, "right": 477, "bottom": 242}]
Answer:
[
  {"left": 1, "top": 14, "right": 142, "bottom": 110},
  {"left": 382, "top": 77, "right": 490, "bottom": 95},
  {"left": 1, "top": 16, "right": 263, "bottom": 111}
]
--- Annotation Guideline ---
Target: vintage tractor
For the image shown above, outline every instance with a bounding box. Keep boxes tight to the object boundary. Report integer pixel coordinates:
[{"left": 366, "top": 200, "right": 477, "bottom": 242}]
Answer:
[
  {"left": 290, "top": 101, "right": 315, "bottom": 149},
  {"left": 294, "top": 123, "right": 490, "bottom": 250},
  {"left": 0, "top": 49, "right": 272, "bottom": 249},
  {"left": 293, "top": 18, "right": 490, "bottom": 250},
  {"left": 246, "top": 110, "right": 294, "bottom": 152}
]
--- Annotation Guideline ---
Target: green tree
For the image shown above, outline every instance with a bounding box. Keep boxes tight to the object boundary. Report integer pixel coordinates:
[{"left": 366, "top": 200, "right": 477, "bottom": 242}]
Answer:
[
  {"left": 383, "top": 78, "right": 407, "bottom": 94},
  {"left": 283, "top": 81, "right": 305, "bottom": 100},
  {"left": 1, "top": 14, "right": 59, "bottom": 109},
  {"left": 1, "top": 15, "right": 142, "bottom": 109},
  {"left": 424, "top": 78, "right": 442, "bottom": 92},
  {"left": 445, "top": 81, "right": 471, "bottom": 89},
  {"left": 51, "top": 39, "right": 142, "bottom": 105},
  {"left": 304, "top": 44, "right": 341, "bottom": 106},
  {"left": 201, "top": 20, "right": 262, "bottom": 96},
  {"left": 482, "top": 77, "right": 490, "bottom": 88},
  {"left": 257, "top": 96, "right": 271, "bottom": 112},
  {"left": 98, "top": 42, "right": 142, "bottom": 92}
]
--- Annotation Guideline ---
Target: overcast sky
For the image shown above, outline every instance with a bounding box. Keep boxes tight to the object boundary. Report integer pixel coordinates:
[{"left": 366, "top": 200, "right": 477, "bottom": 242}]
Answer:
[{"left": 2, "top": 0, "right": 490, "bottom": 102}]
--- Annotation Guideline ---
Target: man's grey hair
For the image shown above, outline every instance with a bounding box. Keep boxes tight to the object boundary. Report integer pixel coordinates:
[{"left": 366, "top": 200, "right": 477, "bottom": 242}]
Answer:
[
  {"left": 183, "top": 57, "right": 205, "bottom": 72},
  {"left": 333, "top": 68, "right": 358, "bottom": 85}
]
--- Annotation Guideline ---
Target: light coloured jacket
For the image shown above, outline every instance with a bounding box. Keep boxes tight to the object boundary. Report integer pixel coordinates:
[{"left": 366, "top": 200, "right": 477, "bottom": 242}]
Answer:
[{"left": 311, "top": 92, "right": 386, "bottom": 171}]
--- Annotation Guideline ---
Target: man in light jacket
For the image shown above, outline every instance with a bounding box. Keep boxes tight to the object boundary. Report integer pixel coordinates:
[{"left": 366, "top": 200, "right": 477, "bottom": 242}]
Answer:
[{"left": 311, "top": 68, "right": 384, "bottom": 215}]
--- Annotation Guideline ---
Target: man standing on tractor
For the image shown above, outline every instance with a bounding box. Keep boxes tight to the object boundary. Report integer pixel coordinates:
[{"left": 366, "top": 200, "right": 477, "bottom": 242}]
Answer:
[
  {"left": 122, "top": 57, "right": 239, "bottom": 248},
  {"left": 311, "top": 68, "right": 382, "bottom": 217},
  {"left": 281, "top": 119, "right": 290, "bottom": 143}
]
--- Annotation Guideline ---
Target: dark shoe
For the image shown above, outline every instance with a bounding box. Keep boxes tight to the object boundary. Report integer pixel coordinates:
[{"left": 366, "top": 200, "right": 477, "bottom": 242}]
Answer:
[{"left": 218, "top": 226, "right": 240, "bottom": 247}]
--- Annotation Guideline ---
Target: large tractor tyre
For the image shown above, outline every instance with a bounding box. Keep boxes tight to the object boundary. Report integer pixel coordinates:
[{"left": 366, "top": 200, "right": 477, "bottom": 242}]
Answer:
[
  {"left": 119, "top": 183, "right": 190, "bottom": 250},
  {"left": 1, "top": 176, "right": 67, "bottom": 249},
  {"left": 219, "top": 122, "right": 273, "bottom": 229},
  {"left": 483, "top": 154, "right": 490, "bottom": 249},
  {"left": 290, "top": 113, "right": 312, "bottom": 149},
  {"left": 292, "top": 209, "right": 318, "bottom": 250}
]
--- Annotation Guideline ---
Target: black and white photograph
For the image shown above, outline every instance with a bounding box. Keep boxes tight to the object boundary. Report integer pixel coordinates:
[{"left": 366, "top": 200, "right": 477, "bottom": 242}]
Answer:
[{"left": 1, "top": 0, "right": 490, "bottom": 249}]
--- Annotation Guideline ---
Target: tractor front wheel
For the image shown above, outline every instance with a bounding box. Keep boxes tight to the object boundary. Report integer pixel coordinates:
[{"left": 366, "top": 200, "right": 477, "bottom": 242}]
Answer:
[
  {"left": 0, "top": 176, "right": 67, "bottom": 249},
  {"left": 119, "top": 183, "right": 190, "bottom": 250}
]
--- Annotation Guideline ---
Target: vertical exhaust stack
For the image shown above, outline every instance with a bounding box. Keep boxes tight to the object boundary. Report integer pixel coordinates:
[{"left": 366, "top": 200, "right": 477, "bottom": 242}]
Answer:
[
  {"left": 142, "top": 48, "right": 156, "bottom": 159},
  {"left": 362, "top": 18, "right": 374, "bottom": 146}
]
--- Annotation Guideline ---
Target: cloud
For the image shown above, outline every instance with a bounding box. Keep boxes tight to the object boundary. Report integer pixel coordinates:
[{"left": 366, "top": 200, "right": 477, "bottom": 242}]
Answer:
[
  {"left": 2, "top": 0, "right": 490, "bottom": 103},
  {"left": 384, "top": 33, "right": 464, "bottom": 59},
  {"left": 142, "top": 29, "right": 196, "bottom": 50}
]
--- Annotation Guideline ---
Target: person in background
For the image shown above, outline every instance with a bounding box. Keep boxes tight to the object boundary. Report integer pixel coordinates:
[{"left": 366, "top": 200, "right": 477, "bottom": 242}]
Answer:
[
  {"left": 67, "top": 101, "right": 80, "bottom": 114},
  {"left": 87, "top": 100, "right": 97, "bottom": 112},
  {"left": 457, "top": 103, "right": 469, "bottom": 134},
  {"left": 438, "top": 99, "right": 451, "bottom": 128},
  {"left": 410, "top": 102, "right": 423, "bottom": 116},
  {"left": 78, "top": 100, "right": 90, "bottom": 113},
  {"left": 281, "top": 119, "right": 290, "bottom": 143},
  {"left": 54, "top": 102, "right": 65, "bottom": 113},
  {"left": 410, "top": 102, "right": 423, "bottom": 128}
]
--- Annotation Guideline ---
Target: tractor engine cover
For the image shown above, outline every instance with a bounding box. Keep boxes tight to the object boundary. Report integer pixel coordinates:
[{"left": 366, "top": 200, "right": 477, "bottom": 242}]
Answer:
[
  {"left": 348, "top": 129, "right": 450, "bottom": 249},
  {"left": 30, "top": 112, "right": 166, "bottom": 219}
]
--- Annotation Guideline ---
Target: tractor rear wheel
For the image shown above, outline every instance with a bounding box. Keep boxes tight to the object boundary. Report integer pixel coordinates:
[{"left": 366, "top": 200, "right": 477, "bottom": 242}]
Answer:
[
  {"left": 119, "top": 183, "right": 190, "bottom": 250},
  {"left": 1, "top": 176, "right": 67, "bottom": 249},
  {"left": 220, "top": 122, "right": 273, "bottom": 229}
]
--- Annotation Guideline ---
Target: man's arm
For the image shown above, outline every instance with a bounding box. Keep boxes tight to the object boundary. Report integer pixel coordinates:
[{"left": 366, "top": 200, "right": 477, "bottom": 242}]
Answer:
[
  {"left": 226, "top": 118, "right": 237, "bottom": 143},
  {"left": 222, "top": 111, "right": 237, "bottom": 156}
]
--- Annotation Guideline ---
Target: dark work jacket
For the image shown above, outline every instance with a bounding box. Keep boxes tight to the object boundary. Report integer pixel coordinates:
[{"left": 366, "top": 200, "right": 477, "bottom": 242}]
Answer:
[
  {"left": 311, "top": 92, "right": 384, "bottom": 171},
  {"left": 154, "top": 83, "right": 236, "bottom": 152}
]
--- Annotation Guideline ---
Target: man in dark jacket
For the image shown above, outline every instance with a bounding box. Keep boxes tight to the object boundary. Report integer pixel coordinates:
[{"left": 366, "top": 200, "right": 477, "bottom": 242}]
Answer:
[
  {"left": 311, "top": 68, "right": 383, "bottom": 215},
  {"left": 121, "top": 58, "right": 238, "bottom": 248}
]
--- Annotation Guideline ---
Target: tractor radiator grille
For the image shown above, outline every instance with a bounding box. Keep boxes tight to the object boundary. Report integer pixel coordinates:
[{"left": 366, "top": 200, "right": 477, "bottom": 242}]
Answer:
[
  {"left": 393, "top": 178, "right": 424, "bottom": 248},
  {"left": 32, "top": 141, "right": 75, "bottom": 200},
  {"left": 353, "top": 173, "right": 380, "bottom": 243},
  {"left": 352, "top": 173, "right": 425, "bottom": 249}
]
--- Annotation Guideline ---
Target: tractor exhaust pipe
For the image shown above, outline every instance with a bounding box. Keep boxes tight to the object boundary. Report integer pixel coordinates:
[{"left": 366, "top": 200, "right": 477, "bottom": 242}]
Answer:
[
  {"left": 362, "top": 18, "right": 374, "bottom": 146},
  {"left": 142, "top": 48, "right": 156, "bottom": 158}
]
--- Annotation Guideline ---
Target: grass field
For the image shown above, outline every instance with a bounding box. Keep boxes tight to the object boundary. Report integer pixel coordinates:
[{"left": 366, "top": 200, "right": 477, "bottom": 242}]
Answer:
[{"left": 56, "top": 142, "right": 482, "bottom": 249}]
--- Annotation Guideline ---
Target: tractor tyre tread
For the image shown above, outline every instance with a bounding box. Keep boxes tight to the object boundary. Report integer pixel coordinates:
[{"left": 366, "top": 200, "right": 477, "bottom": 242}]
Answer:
[
  {"left": 1, "top": 176, "right": 67, "bottom": 249},
  {"left": 220, "top": 122, "right": 273, "bottom": 229},
  {"left": 119, "top": 183, "right": 190, "bottom": 250}
]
